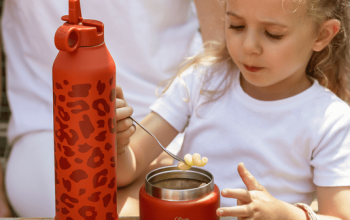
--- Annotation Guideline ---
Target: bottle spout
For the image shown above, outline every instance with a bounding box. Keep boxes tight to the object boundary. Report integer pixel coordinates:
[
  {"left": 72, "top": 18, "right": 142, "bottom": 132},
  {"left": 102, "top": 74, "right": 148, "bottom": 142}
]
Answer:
[
  {"left": 67, "top": 0, "right": 83, "bottom": 25},
  {"left": 55, "top": 0, "right": 104, "bottom": 52}
]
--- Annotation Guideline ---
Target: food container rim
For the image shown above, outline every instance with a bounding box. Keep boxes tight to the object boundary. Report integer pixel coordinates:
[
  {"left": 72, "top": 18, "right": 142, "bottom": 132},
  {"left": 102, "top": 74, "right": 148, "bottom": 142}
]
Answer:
[{"left": 144, "top": 165, "right": 215, "bottom": 201}]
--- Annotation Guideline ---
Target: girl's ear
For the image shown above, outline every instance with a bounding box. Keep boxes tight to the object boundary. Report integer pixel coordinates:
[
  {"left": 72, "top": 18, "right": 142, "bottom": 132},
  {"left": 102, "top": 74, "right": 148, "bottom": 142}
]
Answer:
[{"left": 313, "top": 19, "right": 341, "bottom": 52}]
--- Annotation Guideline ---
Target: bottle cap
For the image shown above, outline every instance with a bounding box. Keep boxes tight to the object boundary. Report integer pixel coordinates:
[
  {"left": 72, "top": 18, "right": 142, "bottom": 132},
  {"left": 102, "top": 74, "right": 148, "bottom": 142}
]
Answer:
[{"left": 54, "top": 0, "right": 104, "bottom": 52}]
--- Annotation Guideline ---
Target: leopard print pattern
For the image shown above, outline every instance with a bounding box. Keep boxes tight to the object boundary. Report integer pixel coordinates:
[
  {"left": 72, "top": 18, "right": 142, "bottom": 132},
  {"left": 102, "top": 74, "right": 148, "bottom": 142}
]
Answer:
[{"left": 53, "top": 75, "right": 117, "bottom": 220}]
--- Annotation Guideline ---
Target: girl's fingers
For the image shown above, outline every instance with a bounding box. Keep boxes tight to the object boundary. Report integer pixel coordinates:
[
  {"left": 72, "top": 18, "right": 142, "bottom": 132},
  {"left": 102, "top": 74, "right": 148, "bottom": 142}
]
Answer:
[
  {"left": 217, "top": 205, "right": 253, "bottom": 218},
  {"left": 115, "top": 85, "right": 125, "bottom": 100},
  {"left": 221, "top": 188, "right": 252, "bottom": 204},
  {"left": 116, "top": 98, "right": 127, "bottom": 108},
  {"left": 115, "top": 85, "right": 135, "bottom": 150},
  {"left": 238, "top": 162, "right": 265, "bottom": 191},
  {"left": 116, "top": 106, "right": 133, "bottom": 121},
  {"left": 117, "top": 117, "right": 133, "bottom": 132},
  {"left": 116, "top": 125, "right": 136, "bottom": 142}
]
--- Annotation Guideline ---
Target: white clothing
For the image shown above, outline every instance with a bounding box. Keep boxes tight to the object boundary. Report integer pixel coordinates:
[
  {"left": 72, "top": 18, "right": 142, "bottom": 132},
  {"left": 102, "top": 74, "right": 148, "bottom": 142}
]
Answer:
[
  {"left": 5, "top": 131, "right": 55, "bottom": 217},
  {"left": 2, "top": 0, "right": 200, "bottom": 217},
  {"left": 150, "top": 65, "right": 350, "bottom": 207},
  {"left": 2, "top": 0, "right": 201, "bottom": 145}
]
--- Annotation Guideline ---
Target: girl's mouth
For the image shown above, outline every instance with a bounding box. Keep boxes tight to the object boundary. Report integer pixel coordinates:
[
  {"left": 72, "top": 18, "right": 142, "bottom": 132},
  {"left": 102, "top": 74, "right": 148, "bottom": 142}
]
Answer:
[{"left": 243, "top": 64, "right": 264, "bottom": 72}]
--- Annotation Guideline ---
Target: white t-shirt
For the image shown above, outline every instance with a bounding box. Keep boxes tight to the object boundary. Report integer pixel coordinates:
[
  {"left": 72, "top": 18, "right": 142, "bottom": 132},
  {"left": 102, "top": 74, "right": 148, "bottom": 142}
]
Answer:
[
  {"left": 150, "top": 64, "right": 350, "bottom": 207},
  {"left": 2, "top": 0, "right": 201, "bottom": 144}
]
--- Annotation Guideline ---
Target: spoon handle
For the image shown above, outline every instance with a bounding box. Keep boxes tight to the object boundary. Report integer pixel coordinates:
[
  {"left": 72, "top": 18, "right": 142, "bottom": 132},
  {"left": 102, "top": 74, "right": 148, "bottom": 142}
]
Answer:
[{"left": 129, "top": 116, "right": 185, "bottom": 163}]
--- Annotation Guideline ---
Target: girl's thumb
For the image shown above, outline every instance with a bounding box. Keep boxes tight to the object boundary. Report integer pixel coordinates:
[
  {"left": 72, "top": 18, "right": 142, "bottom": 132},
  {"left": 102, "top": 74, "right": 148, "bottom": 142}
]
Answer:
[
  {"left": 237, "top": 162, "right": 265, "bottom": 191},
  {"left": 116, "top": 85, "right": 125, "bottom": 100}
]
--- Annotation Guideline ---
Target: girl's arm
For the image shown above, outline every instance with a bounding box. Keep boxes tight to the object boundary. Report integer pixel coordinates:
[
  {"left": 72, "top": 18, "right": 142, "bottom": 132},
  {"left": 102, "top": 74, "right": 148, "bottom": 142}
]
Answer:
[
  {"left": 316, "top": 186, "right": 350, "bottom": 220},
  {"left": 118, "top": 112, "right": 179, "bottom": 187},
  {"left": 116, "top": 86, "right": 179, "bottom": 187}
]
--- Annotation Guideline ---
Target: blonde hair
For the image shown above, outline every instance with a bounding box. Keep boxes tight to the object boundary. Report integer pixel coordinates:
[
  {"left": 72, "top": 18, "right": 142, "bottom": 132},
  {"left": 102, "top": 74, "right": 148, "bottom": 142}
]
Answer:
[
  {"left": 162, "top": 0, "right": 350, "bottom": 103},
  {"left": 160, "top": 42, "right": 235, "bottom": 104},
  {"left": 306, "top": 0, "right": 350, "bottom": 102}
]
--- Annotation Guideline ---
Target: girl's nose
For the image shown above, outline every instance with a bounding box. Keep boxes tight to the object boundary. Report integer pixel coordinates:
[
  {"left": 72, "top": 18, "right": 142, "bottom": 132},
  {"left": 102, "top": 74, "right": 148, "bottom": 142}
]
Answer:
[{"left": 242, "top": 31, "right": 262, "bottom": 55}]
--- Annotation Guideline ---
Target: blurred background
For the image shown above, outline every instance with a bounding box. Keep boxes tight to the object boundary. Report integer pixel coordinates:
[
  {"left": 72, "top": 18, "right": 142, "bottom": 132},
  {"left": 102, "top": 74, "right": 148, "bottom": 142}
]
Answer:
[{"left": 0, "top": 0, "right": 12, "bottom": 158}]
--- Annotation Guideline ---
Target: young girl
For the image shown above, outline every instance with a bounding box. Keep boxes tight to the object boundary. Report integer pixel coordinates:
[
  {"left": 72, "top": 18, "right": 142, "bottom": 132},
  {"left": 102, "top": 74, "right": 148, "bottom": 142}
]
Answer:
[{"left": 116, "top": 0, "right": 350, "bottom": 219}]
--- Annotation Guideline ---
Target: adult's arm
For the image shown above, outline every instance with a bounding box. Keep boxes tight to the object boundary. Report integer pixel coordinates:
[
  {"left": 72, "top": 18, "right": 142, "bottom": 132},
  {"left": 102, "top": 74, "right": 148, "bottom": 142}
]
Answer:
[{"left": 193, "top": 0, "right": 226, "bottom": 43}]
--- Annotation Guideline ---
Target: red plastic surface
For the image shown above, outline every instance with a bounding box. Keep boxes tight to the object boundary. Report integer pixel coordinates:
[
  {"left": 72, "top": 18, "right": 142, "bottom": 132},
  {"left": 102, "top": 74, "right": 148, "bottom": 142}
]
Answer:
[
  {"left": 55, "top": 0, "right": 104, "bottom": 52},
  {"left": 53, "top": 14, "right": 117, "bottom": 220},
  {"left": 139, "top": 185, "right": 220, "bottom": 220}
]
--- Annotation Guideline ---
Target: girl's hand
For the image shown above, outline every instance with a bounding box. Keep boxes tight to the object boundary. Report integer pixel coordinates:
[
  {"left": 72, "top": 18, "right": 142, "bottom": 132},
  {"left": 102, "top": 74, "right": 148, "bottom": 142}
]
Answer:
[
  {"left": 116, "top": 85, "right": 135, "bottom": 154},
  {"left": 217, "top": 163, "right": 285, "bottom": 220}
]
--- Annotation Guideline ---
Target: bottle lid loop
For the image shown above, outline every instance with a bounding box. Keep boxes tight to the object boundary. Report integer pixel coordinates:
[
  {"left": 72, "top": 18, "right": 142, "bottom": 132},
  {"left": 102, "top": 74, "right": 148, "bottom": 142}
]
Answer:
[{"left": 54, "top": 0, "right": 104, "bottom": 52}]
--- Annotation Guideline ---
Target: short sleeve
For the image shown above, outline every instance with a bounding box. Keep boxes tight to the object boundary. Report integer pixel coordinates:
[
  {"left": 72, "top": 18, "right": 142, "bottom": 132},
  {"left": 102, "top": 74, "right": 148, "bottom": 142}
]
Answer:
[
  {"left": 310, "top": 103, "right": 350, "bottom": 187},
  {"left": 150, "top": 68, "right": 200, "bottom": 132}
]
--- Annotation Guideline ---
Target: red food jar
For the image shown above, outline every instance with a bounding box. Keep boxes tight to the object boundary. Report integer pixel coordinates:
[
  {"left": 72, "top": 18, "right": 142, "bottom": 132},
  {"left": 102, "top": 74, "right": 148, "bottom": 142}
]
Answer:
[{"left": 139, "top": 166, "right": 220, "bottom": 220}]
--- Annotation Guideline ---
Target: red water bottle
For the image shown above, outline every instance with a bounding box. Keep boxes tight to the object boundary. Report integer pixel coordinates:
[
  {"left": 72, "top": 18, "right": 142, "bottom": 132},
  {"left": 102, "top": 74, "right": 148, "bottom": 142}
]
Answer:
[{"left": 52, "top": 1, "right": 117, "bottom": 219}]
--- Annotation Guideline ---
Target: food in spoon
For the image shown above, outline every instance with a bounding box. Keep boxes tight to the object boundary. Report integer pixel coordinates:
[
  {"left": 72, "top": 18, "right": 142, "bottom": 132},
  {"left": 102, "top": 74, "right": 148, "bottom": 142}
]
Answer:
[
  {"left": 177, "top": 153, "right": 208, "bottom": 171},
  {"left": 177, "top": 161, "right": 191, "bottom": 171}
]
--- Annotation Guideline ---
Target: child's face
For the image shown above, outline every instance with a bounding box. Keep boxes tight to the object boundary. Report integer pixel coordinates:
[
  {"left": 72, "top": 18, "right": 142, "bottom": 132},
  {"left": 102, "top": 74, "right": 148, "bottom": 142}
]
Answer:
[{"left": 226, "top": 0, "right": 318, "bottom": 98}]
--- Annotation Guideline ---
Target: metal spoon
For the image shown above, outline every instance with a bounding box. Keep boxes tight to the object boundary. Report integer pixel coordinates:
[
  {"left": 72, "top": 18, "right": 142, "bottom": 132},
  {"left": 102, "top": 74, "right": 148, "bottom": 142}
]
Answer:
[{"left": 129, "top": 116, "right": 186, "bottom": 163}]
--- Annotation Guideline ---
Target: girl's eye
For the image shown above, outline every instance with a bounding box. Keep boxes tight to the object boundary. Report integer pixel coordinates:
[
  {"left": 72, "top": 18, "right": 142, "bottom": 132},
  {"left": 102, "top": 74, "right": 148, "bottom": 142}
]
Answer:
[
  {"left": 228, "top": 25, "right": 284, "bottom": 40},
  {"left": 229, "top": 25, "right": 245, "bottom": 31},
  {"left": 265, "top": 31, "right": 283, "bottom": 40}
]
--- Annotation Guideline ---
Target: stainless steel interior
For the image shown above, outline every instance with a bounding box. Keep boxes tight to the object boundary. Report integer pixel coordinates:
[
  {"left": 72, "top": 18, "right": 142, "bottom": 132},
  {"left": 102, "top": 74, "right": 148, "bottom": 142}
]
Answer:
[{"left": 145, "top": 166, "right": 214, "bottom": 201}]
